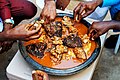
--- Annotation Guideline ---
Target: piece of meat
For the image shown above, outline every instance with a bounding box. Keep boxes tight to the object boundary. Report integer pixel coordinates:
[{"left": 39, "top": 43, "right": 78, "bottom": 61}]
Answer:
[
  {"left": 63, "top": 34, "right": 82, "bottom": 48},
  {"left": 73, "top": 47, "right": 87, "bottom": 60},
  {"left": 26, "top": 42, "right": 47, "bottom": 58},
  {"left": 43, "top": 21, "right": 62, "bottom": 37}
]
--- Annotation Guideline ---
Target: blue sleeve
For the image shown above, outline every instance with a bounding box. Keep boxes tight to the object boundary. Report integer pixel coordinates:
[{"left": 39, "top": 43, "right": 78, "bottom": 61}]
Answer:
[{"left": 102, "top": 0, "right": 120, "bottom": 7}]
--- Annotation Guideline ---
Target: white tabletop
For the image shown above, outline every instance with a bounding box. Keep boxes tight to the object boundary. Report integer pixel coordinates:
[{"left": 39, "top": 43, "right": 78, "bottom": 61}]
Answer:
[
  {"left": 6, "top": 15, "right": 107, "bottom": 80},
  {"left": 6, "top": 50, "right": 99, "bottom": 80},
  {"left": 6, "top": 25, "right": 106, "bottom": 80},
  {"left": 6, "top": 28, "right": 106, "bottom": 80},
  {"left": 6, "top": 0, "right": 107, "bottom": 79}
]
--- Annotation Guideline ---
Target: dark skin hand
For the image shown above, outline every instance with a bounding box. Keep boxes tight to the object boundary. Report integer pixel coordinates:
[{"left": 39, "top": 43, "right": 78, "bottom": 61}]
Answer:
[
  {"left": 32, "top": 70, "right": 49, "bottom": 80},
  {"left": 0, "top": 23, "right": 41, "bottom": 53},
  {"left": 89, "top": 21, "right": 120, "bottom": 40},
  {"left": 0, "top": 24, "right": 41, "bottom": 41},
  {"left": 40, "top": 0, "right": 56, "bottom": 23},
  {"left": 0, "top": 41, "right": 14, "bottom": 53},
  {"left": 56, "top": 0, "right": 70, "bottom": 10},
  {"left": 40, "top": 0, "right": 70, "bottom": 23},
  {"left": 3, "top": 23, "right": 13, "bottom": 31},
  {"left": 73, "top": 0, "right": 102, "bottom": 22},
  {"left": 0, "top": 23, "right": 14, "bottom": 53}
]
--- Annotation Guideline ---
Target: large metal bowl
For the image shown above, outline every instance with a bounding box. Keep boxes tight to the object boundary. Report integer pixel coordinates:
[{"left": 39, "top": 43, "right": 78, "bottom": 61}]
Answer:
[{"left": 18, "top": 13, "right": 101, "bottom": 76}]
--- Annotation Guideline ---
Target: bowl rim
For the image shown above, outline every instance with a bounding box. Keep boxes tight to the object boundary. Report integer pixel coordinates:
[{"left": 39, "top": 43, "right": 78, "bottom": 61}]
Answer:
[{"left": 18, "top": 13, "right": 101, "bottom": 76}]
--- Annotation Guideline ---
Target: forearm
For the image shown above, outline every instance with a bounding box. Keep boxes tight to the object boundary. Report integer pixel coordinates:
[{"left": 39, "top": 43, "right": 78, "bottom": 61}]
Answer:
[
  {"left": 3, "top": 23, "right": 13, "bottom": 31},
  {"left": 0, "top": 31, "right": 8, "bottom": 41},
  {"left": 94, "top": 0, "right": 103, "bottom": 6},
  {"left": 102, "top": 20, "right": 120, "bottom": 30},
  {"left": 56, "top": 0, "right": 70, "bottom": 10},
  {"left": 44, "top": 0, "right": 54, "bottom": 3},
  {"left": 110, "top": 20, "right": 120, "bottom": 30},
  {"left": 0, "top": 27, "right": 14, "bottom": 41}
]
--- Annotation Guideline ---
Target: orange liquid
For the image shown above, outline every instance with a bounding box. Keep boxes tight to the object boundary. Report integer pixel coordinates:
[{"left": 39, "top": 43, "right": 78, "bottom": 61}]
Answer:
[{"left": 24, "top": 17, "right": 97, "bottom": 69}]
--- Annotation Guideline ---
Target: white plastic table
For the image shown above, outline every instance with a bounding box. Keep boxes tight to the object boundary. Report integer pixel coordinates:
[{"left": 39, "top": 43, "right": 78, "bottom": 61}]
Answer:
[
  {"left": 6, "top": 0, "right": 107, "bottom": 79},
  {"left": 6, "top": 50, "right": 99, "bottom": 80},
  {"left": 6, "top": 17, "right": 106, "bottom": 80}
]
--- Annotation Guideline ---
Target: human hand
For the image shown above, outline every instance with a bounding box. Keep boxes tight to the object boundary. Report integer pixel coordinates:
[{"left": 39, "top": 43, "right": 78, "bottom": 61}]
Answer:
[
  {"left": 5, "top": 24, "right": 41, "bottom": 41},
  {"left": 89, "top": 21, "right": 112, "bottom": 40},
  {"left": 3, "top": 23, "right": 13, "bottom": 31},
  {"left": 74, "top": 1, "right": 101, "bottom": 22},
  {"left": 56, "top": 0, "right": 70, "bottom": 10},
  {"left": 0, "top": 41, "right": 14, "bottom": 54},
  {"left": 40, "top": 0, "right": 56, "bottom": 23},
  {"left": 0, "top": 23, "right": 14, "bottom": 53},
  {"left": 32, "top": 70, "right": 49, "bottom": 80}
]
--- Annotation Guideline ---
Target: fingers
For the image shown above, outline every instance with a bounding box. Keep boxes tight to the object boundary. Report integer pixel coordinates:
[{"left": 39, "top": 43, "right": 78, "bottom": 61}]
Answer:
[
  {"left": 40, "top": 9, "right": 56, "bottom": 23},
  {"left": 74, "top": 3, "right": 81, "bottom": 21},
  {"left": 40, "top": 15, "right": 55, "bottom": 24},
  {"left": 36, "top": 70, "right": 49, "bottom": 80},
  {"left": 79, "top": 5, "right": 86, "bottom": 16},
  {"left": 74, "top": 2, "right": 86, "bottom": 22},
  {"left": 25, "top": 24, "right": 34, "bottom": 30},
  {"left": 25, "top": 27, "right": 43, "bottom": 41},
  {"left": 0, "top": 41, "right": 14, "bottom": 53},
  {"left": 32, "top": 70, "right": 43, "bottom": 80},
  {"left": 32, "top": 70, "right": 49, "bottom": 80},
  {"left": 82, "top": 10, "right": 92, "bottom": 18},
  {"left": 25, "top": 34, "right": 41, "bottom": 41},
  {"left": 89, "top": 28, "right": 100, "bottom": 40},
  {"left": 56, "top": 0, "right": 70, "bottom": 10},
  {"left": 91, "top": 32, "right": 99, "bottom": 40},
  {"left": 40, "top": 15, "right": 49, "bottom": 23},
  {"left": 27, "top": 25, "right": 41, "bottom": 36},
  {"left": 74, "top": 2, "right": 95, "bottom": 22}
]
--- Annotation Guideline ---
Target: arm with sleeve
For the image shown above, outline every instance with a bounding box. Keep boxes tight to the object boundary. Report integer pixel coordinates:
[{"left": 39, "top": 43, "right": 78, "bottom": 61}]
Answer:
[
  {"left": 101, "top": 0, "right": 120, "bottom": 7},
  {"left": 101, "top": 0, "right": 120, "bottom": 19}
]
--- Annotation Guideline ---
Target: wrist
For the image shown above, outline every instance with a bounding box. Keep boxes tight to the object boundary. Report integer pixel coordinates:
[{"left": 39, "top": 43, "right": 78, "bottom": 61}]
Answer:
[
  {"left": 45, "top": 0, "right": 54, "bottom": 4},
  {"left": 103, "top": 21, "right": 120, "bottom": 30},
  {"left": 94, "top": 0, "right": 103, "bottom": 7},
  {"left": 4, "top": 30, "right": 11, "bottom": 40},
  {"left": 4, "top": 17, "right": 14, "bottom": 25},
  {"left": 4, "top": 23, "right": 13, "bottom": 31},
  {"left": 110, "top": 20, "right": 120, "bottom": 30},
  {"left": 0, "top": 31, "right": 9, "bottom": 41}
]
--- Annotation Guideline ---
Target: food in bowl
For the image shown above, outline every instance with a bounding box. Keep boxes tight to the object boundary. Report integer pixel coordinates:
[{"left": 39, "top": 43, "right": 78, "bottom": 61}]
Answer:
[{"left": 24, "top": 16, "right": 97, "bottom": 69}]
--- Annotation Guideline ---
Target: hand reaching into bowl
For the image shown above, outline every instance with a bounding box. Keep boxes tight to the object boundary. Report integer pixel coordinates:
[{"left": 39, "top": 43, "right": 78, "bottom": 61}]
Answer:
[
  {"left": 40, "top": 0, "right": 70, "bottom": 23},
  {"left": 73, "top": 0, "right": 102, "bottom": 22},
  {"left": 56, "top": 0, "right": 70, "bottom": 10},
  {"left": 89, "top": 21, "right": 120, "bottom": 40},
  {"left": 32, "top": 70, "right": 49, "bottom": 80},
  {"left": 0, "top": 24, "right": 41, "bottom": 41},
  {"left": 40, "top": 0, "right": 56, "bottom": 23},
  {"left": 0, "top": 23, "right": 14, "bottom": 53},
  {"left": 0, "top": 23, "right": 41, "bottom": 53}
]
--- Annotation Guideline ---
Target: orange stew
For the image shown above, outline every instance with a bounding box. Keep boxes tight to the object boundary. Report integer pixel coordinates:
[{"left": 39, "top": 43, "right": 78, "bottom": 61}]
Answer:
[{"left": 24, "top": 17, "right": 96, "bottom": 69}]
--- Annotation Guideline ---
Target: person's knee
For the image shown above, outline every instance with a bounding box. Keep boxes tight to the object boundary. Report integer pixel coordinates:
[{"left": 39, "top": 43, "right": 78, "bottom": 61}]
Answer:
[{"left": 23, "top": 1, "right": 37, "bottom": 19}]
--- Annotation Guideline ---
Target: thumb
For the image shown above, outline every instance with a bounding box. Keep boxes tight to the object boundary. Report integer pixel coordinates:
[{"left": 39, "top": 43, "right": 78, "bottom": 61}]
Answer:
[{"left": 91, "top": 32, "right": 99, "bottom": 40}]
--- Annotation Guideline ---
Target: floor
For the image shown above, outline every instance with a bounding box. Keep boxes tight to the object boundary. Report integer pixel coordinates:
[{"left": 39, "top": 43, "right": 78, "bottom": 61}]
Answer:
[
  {"left": 92, "top": 48, "right": 120, "bottom": 80},
  {"left": 0, "top": 0, "right": 120, "bottom": 80}
]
